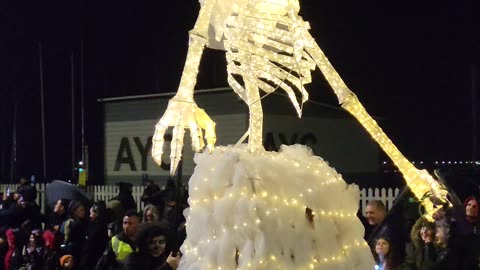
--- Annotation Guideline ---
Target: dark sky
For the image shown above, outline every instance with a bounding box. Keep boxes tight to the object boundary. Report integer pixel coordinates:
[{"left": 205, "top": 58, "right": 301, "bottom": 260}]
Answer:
[{"left": 0, "top": 0, "right": 478, "bottom": 183}]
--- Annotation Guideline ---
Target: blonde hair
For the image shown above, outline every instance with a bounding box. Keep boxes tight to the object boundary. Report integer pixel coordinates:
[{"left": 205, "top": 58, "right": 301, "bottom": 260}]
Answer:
[{"left": 142, "top": 204, "right": 160, "bottom": 223}]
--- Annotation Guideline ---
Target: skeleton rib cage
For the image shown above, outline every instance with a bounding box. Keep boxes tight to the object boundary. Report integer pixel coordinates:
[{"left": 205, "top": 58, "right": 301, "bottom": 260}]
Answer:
[{"left": 224, "top": 9, "right": 315, "bottom": 116}]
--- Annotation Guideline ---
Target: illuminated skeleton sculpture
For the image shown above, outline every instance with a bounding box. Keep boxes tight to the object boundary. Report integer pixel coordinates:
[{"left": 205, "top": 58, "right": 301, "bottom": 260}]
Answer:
[{"left": 152, "top": 0, "right": 448, "bottom": 219}]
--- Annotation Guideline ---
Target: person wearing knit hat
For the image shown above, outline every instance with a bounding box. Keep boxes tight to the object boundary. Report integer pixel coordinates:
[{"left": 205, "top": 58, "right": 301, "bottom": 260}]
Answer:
[
  {"left": 60, "top": 255, "right": 75, "bottom": 269},
  {"left": 43, "top": 230, "right": 60, "bottom": 270},
  {"left": 68, "top": 200, "right": 85, "bottom": 219},
  {"left": 61, "top": 200, "right": 88, "bottom": 264}
]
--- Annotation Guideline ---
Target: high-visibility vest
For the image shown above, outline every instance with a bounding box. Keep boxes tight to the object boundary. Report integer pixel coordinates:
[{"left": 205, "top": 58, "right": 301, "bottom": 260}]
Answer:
[{"left": 111, "top": 236, "right": 134, "bottom": 262}]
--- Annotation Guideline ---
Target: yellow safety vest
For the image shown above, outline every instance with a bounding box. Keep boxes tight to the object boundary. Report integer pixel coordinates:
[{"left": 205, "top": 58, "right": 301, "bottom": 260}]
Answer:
[{"left": 111, "top": 235, "right": 134, "bottom": 261}]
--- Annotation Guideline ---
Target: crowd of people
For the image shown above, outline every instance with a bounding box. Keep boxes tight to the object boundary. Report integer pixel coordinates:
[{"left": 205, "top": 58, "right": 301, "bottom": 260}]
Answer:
[
  {"left": 361, "top": 194, "right": 480, "bottom": 270},
  {"left": 1, "top": 176, "right": 480, "bottom": 270},
  {"left": 0, "top": 178, "right": 185, "bottom": 270}
]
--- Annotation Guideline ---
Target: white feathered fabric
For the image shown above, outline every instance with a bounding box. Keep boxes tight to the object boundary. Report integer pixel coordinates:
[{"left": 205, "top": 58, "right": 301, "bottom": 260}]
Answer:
[{"left": 180, "top": 144, "right": 374, "bottom": 269}]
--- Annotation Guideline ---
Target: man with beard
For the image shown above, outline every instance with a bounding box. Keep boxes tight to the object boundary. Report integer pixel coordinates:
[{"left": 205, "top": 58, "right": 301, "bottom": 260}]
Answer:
[{"left": 124, "top": 223, "right": 180, "bottom": 270}]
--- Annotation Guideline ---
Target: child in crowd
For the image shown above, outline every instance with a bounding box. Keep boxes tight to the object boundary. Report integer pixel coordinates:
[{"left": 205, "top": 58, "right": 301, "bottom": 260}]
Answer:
[{"left": 59, "top": 255, "right": 75, "bottom": 270}]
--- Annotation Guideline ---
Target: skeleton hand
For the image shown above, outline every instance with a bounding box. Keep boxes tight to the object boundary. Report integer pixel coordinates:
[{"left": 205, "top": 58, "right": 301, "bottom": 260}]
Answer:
[{"left": 152, "top": 98, "right": 216, "bottom": 175}]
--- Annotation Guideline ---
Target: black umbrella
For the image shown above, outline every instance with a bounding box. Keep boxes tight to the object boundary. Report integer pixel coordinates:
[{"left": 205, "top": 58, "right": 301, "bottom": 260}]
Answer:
[{"left": 46, "top": 180, "right": 92, "bottom": 208}]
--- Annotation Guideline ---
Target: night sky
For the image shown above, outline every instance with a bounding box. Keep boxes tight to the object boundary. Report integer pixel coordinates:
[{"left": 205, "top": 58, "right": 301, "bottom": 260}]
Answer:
[{"left": 0, "top": 0, "right": 478, "bottom": 184}]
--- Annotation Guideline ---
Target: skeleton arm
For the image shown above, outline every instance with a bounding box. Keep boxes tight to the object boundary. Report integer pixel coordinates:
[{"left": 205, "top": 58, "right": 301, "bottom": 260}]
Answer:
[
  {"left": 151, "top": 2, "right": 217, "bottom": 175},
  {"left": 303, "top": 32, "right": 449, "bottom": 220}
]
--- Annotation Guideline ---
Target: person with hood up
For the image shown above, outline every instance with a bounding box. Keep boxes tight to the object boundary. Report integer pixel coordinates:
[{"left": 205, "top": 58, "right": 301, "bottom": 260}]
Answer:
[
  {"left": 401, "top": 217, "right": 436, "bottom": 270},
  {"left": 114, "top": 182, "right": 136, "bottom": 212},
  {"left": 60, "top": 201, "right": 88, "bottom": 261},
  {"left": 16, "top": 178, "right": 37, "bottom": 203},
  {"left": 5, "top": 228, "right": 24, "bottom": 270},
  {"left": 42, "top": 230, "right": 59, "bottom": 270},
  {"left": 140, "top": 179, "right": 162, "bottom": 208}
]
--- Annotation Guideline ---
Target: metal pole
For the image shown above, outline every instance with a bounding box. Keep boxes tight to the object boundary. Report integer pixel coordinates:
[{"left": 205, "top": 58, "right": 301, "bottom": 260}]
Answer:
[
  {"left": 80, "top": 40, "right": 85, "bottom": 163},
  {"left": 71, "top": 53, "right": 76, "bottom": 182},
  {"left": 39, "top": 43, "right": 47, "bottom": 178},
  {"left": 10, "top": 94, "right": 17, "bottom": 184},
  {"left": 472, "top": 64, "right": 478, "bottom": 162}
]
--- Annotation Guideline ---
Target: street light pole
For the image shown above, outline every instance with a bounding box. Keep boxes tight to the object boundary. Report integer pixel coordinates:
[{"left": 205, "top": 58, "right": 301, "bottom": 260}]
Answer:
[
  {"left": 71, "top": 53, "right": 76, "bottom": 183},
  {"left": 472, "top": 64, "right": 478, "bottom": 163},
  {"left": 39, "top": 43, "right": 47, "bottom": 179}
]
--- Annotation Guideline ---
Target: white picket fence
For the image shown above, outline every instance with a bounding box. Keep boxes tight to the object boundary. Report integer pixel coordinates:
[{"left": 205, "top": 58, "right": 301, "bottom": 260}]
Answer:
[
  {"left": 0, "top": 183, "right": 400, "bottom": 214},
  {"left": 359, "top": 187, "right": 401, "bottom": 215}
]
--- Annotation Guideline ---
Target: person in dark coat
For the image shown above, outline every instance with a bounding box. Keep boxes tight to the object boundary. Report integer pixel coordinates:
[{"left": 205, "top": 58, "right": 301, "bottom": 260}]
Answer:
[
  {"left": 106, "top": 200, "right": 125, "bottom": 239},
  {"left": 42, "top": 230, "right": 60, "bottom": 270},
  {"left": 16, "top": 178, "right": 37, "bottom": 203},
  {"left": 420, "top": 217, "right": 458, "bottom": 270},
  {"left": 402, "top": 217, "right": 436, "bottom": 270},
  {"left": 45, "top": 199, "right": 69, "bottom": 232},
  {"left": 363, "top": 200, "right": 387, "bottom": 243},
  {"left": 141, "top": 180, "right": 162, "bottom": 208},
  {"left": 367, "top": 196, "right": 412, "bottom": 264},
  {"left": 124, "top": 223, "right": 180, "bottom": 270},
  {"left": 23, "top": 229, "right": 45, "bottom": 270},
  {"left": 5, "top": 228, "right": 25, "bottom": 270},
  {"left": 79, "top": 202, "right": 109, "bottom": 270},
  {"left": 114, "top": 183, "right": 136, "bottom": 212},
  {"left": 0, "top": 229, "right": 7, "bottom": 270},
  {"left": 0, "top": 194, "right": 42, "bottom": 230},
  {"left": 0, "top": 194, "right": 25, "bottom": 229},
  {"left": 61, "top": 201, "right": 88, "bottom": 261}
]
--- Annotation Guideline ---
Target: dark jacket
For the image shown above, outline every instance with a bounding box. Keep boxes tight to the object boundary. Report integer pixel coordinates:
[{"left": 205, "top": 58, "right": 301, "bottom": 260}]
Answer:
[
  {"left": 115, "top": 183, "right": 136, "bottom": 212},
  {"left": 42, "top": 249, "right": 59, "bottom": 270},
  {"left": 61, "top": 219, "right": 88, "bottom": 260},
  {"left": 16, "top": 182, "right": 37, "bottom": 203},
  {"left": 79, "top": 219, "right": 109, "bottom": 270},
  {"left": 420, "top": 243, "right": 457, "bottom": 270},
  {"left": 45, "top": 212, "right": 68, "bottom": 232},
  {"left": 141, "top": 184, "right": 162, "bottom": 207},
  {"left": 0, "top": 202, "right": 42, "bottom": 230},
  {"left": 22, "top": 246, "right": 45, "bottom": 270},
  {"left": 116, "top": 192, "right": 136, "bottom": 212}
]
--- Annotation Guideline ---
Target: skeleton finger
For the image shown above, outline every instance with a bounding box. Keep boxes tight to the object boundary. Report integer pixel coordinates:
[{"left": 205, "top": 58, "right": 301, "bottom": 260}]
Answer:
[
  {"left": 189, "top": 121, "right": 203, "bottom": 152},
  {"left": 170, "top": 120, "right": 186, "bottom": 175},
  {"left": 152, "top": 118, "right": 169, "bottom": 166}
]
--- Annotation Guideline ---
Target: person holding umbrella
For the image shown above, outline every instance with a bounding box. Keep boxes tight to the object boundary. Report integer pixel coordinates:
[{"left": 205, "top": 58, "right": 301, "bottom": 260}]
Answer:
[{"left": 45, "top": 181, "right": 92, "bottom": 210}]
